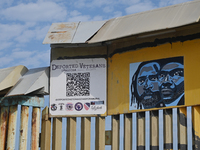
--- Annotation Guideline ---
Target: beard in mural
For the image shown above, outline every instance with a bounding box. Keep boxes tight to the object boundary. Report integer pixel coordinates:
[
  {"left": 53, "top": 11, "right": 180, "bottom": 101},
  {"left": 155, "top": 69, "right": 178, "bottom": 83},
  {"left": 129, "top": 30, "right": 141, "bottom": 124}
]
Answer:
[
  {"left": 159, "top": 62, "right": 184, "bottom": 106},
  {"left": 131, "top": 62, "right": 161, "bottom": 109},
  {"left": 130, "top": 56, "right": 184, "bottom": 110}
]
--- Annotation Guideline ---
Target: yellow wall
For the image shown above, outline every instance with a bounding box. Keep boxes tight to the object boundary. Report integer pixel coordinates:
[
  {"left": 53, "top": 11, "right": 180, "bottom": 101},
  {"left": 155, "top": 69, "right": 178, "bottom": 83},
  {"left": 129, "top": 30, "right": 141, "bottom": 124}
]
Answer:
[{"left": 108, "top": 39, "right": 200, "bottom": 115}]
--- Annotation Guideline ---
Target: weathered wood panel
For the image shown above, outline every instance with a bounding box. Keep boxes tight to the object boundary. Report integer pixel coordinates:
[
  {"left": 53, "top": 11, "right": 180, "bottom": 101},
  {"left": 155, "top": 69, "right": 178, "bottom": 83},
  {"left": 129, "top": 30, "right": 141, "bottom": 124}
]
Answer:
[
  {"left": 81, "top": 117, "right": 91, "bottom": 150},
  {"left": 95, "top": 117, "right": 105, "bottom": 150},
  {"left": 19, "top": 106, "right": 29, "bottom": 150},
  {"left": 0, "top": 107, "right": 9, "bottom": 150},
  {"left": 112, "top": 115, "right": 119, "bottom": 150},
  {"left": 31, "top": 108, "right": 41, "bottom": 150},
  {"left": 52, "top": 118, "right": 62, "bottom": 150},
  {"left": 41, "top": 107, "right": 51, "bottom": 150},
  {"left": 67, "top": 117, "right": 76, "bottom": 150}
]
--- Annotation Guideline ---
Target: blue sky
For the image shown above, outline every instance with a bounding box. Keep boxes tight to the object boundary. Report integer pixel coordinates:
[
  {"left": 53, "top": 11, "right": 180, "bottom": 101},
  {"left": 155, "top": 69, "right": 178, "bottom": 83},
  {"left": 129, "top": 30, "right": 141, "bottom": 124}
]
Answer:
[{"left": 0, "top": 0, "right": 193, "bottom": 70}]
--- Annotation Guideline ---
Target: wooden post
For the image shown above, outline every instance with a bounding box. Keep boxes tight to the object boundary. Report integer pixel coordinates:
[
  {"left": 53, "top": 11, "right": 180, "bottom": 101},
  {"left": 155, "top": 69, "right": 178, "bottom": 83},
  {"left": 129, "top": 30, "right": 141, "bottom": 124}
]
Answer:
[
  {"left": 192, "top": 106, "right": 200, "bottom": 150},
  {"left": 95, "top": 117, "right": 105, "bottom": 150},
  {"left": 0, "top": 107, "right": 9, "bottom": 150},
  {"left": 41, "top": 107, "right": 51, "bottom": 150},
  {"left": 150, "top": 110, "right": 159, "bottom": 150},
  {"left": 112, "top": 115, "right": 120, "bottom": 150},
  {"left": 137, "top": 112, "right": 145, "bottom": 150},
  {"left": 164, "top": 109, "right": 173, "bottom": 150},
  {"left": 31, "top": 107, "right": 41, "bottom": 150},
  {"left": 81, "top": 117, "right": 91, "bottom": 150},
  {"left": 67, "top": 117, "right": 76, "bottom": 150},
  {"left": 52, "top": 118, "right": 62, "bottom": 150},
  {"left": 7, "top": 105, "right": 18, "bottom": 150},
  {"left": 19, "top": 106, "right": 29, "bottom": 150},
  {"left": 178, "top": 107, "right": 187, "bottom": 150},
  {"left": 124, "top": 113, "right": 132, "bottom": 150}
]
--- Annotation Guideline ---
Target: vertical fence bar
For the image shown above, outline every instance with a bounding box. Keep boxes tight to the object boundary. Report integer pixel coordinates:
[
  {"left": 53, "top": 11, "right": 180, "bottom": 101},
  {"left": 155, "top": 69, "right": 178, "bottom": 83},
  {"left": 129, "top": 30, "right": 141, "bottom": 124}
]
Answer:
[
  {"left": 0, "top": 107, "right": 9, "bottom": 150},
  {"left": 112, "top": 115, "right": 120, "bottom": 150},
  {"left": 52, "top": 118, "right": 62, "bottom": 150},
  {"left": 164, "top": 109, "right": 173, "bottom": 150},
  {"left": 178, "top": 107, "right": 187, "bottom": 150},
  {"left": 31, "top": 107, "right": 41, "bottom": 150},
  {"left": 137, "top": 112, "right": 145, "bottom": 150},
  {"left": 19, "top": 106, "right": 29, "bottom": 150},
  {"left": 124, "top": 113, "right": 132, "bottom": 150},
  {"left": 81, "top": 117, "right": 91, "bottom": 150},
  {"left": 150, "top": 110, "right": 159, "bottom": 150},
  {"left": 41, "top": 107, "right": 51, "bottom": 150},
  {"left": 192, "top": 106, "right": 200, "bottom": 150},
  {"left": 95, "top": 117, "right": 105, "bottom": 150},
  {"left": 7, "top": 105, "right": 18, "bottom": 150},
  {"left": 67, "top": 117, "right": 76, "bottom": 150}
]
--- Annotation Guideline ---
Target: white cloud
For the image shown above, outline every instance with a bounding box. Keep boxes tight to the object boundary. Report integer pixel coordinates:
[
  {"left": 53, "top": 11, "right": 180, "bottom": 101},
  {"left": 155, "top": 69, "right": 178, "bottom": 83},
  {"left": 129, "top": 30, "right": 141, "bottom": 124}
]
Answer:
[
  {"left": 159, "top": 0, "right": 192, "bottom": 7},
  {"left": 68, "top": 15, "right": 91, "bottom": 22},
  {"left": 125, "top": 1, "right": 156, "bottom": 14},
  {"left": 0, "top": 42, "right": 13, "bottom": 51},
  {"left": 35, "top": 25, "right": 51, "bottom": 40},
  {"left": 1, "top": 1, "right": 67, "bottom": 22},
  {"left": 92, "top": 16, "right": 104, "bottom": 21},
  {"left": 0, "top": 49, "right": 50, "bottom": 69},
  {"left": 113, "top": 11, "right": 123, "bottom": 18},
  {"left": 0, "top": 0, "right": 14, "bottom": 8},
  {"left": 103, "top": 6, "right": 114, "bottom": 13},
  {"left": 70, "top": 10, "right": 81, "bottom": 17}
]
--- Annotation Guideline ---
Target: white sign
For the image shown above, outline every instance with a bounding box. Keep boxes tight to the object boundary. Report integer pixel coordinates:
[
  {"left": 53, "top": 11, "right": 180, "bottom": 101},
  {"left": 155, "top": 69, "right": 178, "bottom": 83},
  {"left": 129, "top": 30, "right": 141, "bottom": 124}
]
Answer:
[{"left": 50, "top": 58, "right": 107, "bottom": 116}]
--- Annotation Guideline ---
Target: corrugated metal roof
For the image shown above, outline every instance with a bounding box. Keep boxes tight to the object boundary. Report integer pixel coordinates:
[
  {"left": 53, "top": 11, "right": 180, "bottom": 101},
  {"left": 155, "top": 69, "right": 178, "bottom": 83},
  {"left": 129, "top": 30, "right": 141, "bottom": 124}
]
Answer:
[
  {"left": 89, "top": 1, "right": 200, "bottom": 43},
  {"left": 0, "top": 65, "right": 28, "bottom": 91},
  {"left": 43, "top": 21, "right": 106, "bottom": 44},
  {"left": 43, "top": 1, "right": 200, "bottom": 44},
  {"left": 0, "top": 66, "right": 49, "bottom": 97},
  {"left": 6, "top": 67, "right": 49, "bottom": 96}
]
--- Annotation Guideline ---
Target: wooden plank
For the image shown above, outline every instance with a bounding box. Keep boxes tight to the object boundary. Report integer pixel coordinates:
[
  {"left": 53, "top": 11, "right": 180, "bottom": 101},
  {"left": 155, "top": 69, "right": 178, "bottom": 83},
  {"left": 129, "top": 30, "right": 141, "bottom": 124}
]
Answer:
[
  {"left": 178, "top": 107, "right": 187, "bottom": 150},
  {"left": 7, "top": 105, "right": 18, "bottom": 150},
  {"left": 137, "top": 112, "right": 145, "bottom": 150},
  {"left": 19, "top": 106, "right": 29, "bottom": 150},
  {"left": 81, "top": 117, "right": 91, "bottom": 150},
  {"left": 41, "top": 107, "right": 51, "bottom": 150},
  {"left": 112, "top": 115, "right": 119, "bottom": 150},
  {"left": 0, "top": 107, "right": 9, "bottom": 150},
  {"left": 164, "top": 109, "right": 173, "bottom": 150},
  {"left": 0, "top": 96, "right": 44, "bottom": 107},
  {"left": 150, "top": 110, "right": 159, "bottom": 150},
  {"left": 67, "top": 117, "right": 76, "bottom": 150},
  {"left": 31, "top": 107, "right": 41, "bottom": 150},
  {"left": 95, "top": 117, "right": 105, "bottom": 150},
  {"left": 124, "top": 113, "right": 132, "bottom": 150},
  {"left": 192, "top": 106, "right": 200, "bottom": 150},
  {"left": 52, "top": 118, "right": 62, "bottom": 150}
]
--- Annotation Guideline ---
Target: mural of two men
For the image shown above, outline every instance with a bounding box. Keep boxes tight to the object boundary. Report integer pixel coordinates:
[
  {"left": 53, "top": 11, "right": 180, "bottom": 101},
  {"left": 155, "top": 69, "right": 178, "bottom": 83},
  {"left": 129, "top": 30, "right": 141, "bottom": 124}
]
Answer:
[{"left": 130, "top": 56, "right": 184, "bottom": 110}]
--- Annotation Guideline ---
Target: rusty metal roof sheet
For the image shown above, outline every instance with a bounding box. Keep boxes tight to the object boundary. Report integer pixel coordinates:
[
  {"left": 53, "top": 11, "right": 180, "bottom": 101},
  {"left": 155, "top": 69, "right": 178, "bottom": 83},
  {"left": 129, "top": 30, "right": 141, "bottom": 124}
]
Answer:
[
  {"left": 6, "top": 67, "right": 49, "bottom": 96},
  {"left": 43, "top": 21, "right": 106, "bottom": 44},
  {"left": 43, "top": 1, "right": 200, "bottom": 44}
]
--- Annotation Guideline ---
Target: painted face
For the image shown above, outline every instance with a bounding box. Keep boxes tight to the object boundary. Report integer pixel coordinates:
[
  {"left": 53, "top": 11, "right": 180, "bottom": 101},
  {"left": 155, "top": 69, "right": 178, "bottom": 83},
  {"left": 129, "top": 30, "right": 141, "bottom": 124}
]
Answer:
[
  {"left": 159, "top": 62, "right": 184, "bottom": 104},
  {"left": 136, "top": 62, "right": 160, "bottom": 108}
]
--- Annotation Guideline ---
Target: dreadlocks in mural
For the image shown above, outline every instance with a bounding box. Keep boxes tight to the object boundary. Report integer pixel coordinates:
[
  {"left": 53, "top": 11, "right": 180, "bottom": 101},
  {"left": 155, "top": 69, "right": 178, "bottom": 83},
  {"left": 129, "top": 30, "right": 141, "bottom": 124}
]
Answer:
[{"left": 130, "top": 56, "right": 184, "bottom": 110}]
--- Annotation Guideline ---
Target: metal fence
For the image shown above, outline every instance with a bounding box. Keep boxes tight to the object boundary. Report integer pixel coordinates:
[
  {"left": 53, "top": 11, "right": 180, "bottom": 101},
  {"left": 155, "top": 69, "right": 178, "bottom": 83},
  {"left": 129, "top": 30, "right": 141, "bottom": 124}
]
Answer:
[{"left": 1, "top": 105, "right": 200, "bottom": 150}]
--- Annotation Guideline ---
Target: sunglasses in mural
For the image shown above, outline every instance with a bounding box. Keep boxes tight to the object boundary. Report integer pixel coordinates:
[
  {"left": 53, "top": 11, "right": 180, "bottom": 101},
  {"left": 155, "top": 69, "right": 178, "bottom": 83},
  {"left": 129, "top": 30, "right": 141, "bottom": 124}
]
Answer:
[{"left": 130, "top": 56, "right": 184, "bottom": 110}]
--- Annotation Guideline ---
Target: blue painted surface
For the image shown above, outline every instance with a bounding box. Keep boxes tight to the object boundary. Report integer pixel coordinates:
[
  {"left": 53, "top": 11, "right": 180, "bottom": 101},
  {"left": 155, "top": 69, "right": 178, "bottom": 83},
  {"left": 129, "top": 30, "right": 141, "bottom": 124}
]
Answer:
[{"left": 0, "top": 96, "right": 44, "bottom": 107}]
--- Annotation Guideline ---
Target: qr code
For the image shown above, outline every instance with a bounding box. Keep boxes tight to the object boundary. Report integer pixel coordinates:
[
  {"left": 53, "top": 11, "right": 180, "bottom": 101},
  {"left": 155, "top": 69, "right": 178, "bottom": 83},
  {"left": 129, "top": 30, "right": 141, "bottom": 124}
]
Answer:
[{"left": 66, "top": 72, "right": 90, "bottom": 96}]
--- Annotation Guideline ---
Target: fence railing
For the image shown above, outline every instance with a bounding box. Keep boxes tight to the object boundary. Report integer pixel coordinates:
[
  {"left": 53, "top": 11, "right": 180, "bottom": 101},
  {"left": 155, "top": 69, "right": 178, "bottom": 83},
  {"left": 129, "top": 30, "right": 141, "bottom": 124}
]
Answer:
[
  {"left": 0, "top": 105, "right": 41, "bottom": 150},
  {"left": 1, "top": 105, "right": 200, "bottom": 150}
]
